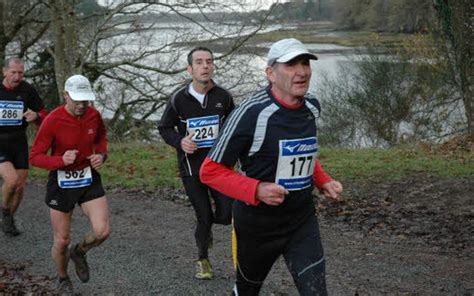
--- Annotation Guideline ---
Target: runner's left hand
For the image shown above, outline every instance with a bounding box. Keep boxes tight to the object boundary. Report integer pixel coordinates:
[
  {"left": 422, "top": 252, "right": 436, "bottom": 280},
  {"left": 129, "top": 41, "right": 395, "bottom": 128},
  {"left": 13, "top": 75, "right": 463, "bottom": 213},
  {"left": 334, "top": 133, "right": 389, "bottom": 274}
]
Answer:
[
  {"left": 23, "top": 109, "right": 38, "bottom": 122},
  {"left": 88, "top": 154, "right": 105, "bottom": 169},
  {"left": 321, "top": 180, "right": 343, "bottom": 201}
]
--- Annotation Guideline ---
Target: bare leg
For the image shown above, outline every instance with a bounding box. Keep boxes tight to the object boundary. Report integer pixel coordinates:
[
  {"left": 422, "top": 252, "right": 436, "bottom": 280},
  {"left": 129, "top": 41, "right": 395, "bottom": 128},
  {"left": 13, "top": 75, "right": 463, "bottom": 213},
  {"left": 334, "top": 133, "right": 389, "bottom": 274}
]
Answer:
[
  {"left": 50, "top": 208, "right": 73, "bottom": 279},
  {"left": 1, "top": 163, "right": 22, "bottom": 235},
  {"left": 68, "top": 197, "right": 110, "bottom": 283},
  {"left": 10, "top": 169, "right": 28, "bottom": 214},
  {"left": 78, "top": 196, "right": 110, "bottom": 253},
  {"left": 1, "top": 162, "right": 19, "bottom": 210}
]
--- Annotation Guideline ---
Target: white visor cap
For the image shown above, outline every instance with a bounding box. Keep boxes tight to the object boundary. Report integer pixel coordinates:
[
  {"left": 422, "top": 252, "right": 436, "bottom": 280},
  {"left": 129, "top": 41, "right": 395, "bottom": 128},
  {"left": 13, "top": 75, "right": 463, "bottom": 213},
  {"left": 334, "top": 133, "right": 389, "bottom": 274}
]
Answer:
[
  {"left": 267, "top": 38, "right": 318, "bottom": 66},
  {"left": 64, "top": 74, "right": 96, "bottom": 101}
]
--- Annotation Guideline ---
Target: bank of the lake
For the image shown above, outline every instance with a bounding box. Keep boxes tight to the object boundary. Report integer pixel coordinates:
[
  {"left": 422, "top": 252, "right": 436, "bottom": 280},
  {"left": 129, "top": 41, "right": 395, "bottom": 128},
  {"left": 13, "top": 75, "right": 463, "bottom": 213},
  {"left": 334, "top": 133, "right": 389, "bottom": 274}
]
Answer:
[{"left": 29, "top": 139, "right": 473, "bottom": 192}]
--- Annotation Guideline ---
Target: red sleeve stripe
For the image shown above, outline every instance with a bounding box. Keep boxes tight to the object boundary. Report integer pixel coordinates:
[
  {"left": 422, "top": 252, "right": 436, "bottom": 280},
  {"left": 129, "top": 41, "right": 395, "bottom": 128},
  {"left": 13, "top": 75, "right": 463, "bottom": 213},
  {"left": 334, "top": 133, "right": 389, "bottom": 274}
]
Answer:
[{"left": 200, "top": 157, "right": 260, "bottom": 206}]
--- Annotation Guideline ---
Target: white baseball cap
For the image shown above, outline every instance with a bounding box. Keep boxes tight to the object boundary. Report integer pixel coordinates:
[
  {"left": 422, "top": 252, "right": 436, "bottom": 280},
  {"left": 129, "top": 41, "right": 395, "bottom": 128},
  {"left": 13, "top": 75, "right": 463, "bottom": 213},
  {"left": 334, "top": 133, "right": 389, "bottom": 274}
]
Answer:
[
  {"left": 64, "top": 74, "right": 96, "bottom": 101},
  {"left": 267, "top": 38, "right": 318, "bottom": 66}
]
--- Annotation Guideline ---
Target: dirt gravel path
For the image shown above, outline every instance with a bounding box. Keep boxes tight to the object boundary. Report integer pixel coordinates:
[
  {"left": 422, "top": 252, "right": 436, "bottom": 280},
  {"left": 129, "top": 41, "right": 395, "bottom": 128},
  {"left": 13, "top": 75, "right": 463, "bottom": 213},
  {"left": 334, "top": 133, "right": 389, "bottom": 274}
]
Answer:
[{"left": 1, "top": 178, "right": 473, "bottom": 295}]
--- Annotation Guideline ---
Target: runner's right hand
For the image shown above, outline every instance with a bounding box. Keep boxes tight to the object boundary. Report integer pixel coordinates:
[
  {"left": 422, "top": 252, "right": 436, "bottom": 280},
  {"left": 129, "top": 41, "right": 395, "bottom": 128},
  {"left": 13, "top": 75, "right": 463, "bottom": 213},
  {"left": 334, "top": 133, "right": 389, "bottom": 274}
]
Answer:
[
  {"left": 62, "top": 150, "right": 78, "bottom": 165},
  {"left": 256, "top": 182, "right": 289, "bottom": 206},
  {"left": 181, "top": 132, "right": 197, "bottom": 154}
]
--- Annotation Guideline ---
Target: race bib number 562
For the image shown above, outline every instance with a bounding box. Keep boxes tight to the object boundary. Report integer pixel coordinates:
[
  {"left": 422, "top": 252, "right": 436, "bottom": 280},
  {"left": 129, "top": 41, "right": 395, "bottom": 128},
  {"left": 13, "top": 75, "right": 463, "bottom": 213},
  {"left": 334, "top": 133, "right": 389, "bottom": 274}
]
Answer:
[
  {"left": 275, "top": 137, "right": 318, "bottom": 191},
  {"left": 186, "top": 115, "right": 219, "bottom": 148},
  {"left": 57, "top": 166, "right": 92, "bottom": 189}
]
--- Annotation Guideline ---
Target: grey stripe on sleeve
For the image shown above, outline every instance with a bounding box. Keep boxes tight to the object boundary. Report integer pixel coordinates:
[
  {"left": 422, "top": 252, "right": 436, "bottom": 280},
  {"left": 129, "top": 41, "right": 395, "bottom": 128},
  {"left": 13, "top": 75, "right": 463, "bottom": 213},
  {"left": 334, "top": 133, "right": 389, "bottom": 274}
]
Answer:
[
  {"left": 305, "top": 100, "right": 320, "bottom": 119},
  {"left": 210, "top": 90, "right": 270, "bottom": 163},
  {"left": 248, "top": 103, "right": 279, "bottom": 156}
]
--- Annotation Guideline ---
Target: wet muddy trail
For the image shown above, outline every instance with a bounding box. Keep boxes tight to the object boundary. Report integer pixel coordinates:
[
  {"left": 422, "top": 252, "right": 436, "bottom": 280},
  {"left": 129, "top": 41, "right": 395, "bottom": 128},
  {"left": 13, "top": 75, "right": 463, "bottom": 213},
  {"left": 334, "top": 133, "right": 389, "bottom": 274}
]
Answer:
[{"left": 1, "top": 176, "right": 472, "bottom": 295}]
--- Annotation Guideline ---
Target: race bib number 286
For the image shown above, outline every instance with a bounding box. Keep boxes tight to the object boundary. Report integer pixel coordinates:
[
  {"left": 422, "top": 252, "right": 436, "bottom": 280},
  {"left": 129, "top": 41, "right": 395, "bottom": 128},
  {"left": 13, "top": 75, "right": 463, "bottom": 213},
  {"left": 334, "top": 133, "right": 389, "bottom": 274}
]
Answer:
[
  {"left": 0, "top": 101, "right": 23, "bottom": 126},
  {"left": 275, "top": 137, "right": 318, "bottom": 191}
]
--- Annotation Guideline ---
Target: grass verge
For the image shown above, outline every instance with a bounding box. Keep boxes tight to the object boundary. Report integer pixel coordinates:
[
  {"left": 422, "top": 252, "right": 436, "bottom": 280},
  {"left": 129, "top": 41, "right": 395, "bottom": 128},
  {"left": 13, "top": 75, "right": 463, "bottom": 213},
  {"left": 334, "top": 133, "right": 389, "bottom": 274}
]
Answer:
[
  {"left": 29, "top": 142, "right": 181, "bottom": 191},
  {"left": 29, "top": 142, "right": 472, "bottom": 191},
  {"left": 319, "top": 144, "right": 473, "bottom": 181}
]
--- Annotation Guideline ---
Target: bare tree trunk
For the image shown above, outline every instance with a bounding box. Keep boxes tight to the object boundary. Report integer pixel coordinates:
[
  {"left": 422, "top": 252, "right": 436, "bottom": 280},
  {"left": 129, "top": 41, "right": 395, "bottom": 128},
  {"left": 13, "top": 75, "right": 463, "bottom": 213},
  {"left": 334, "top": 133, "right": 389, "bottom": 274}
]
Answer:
[
  {"left": 435, "top": 0, "right": 473, "bottom": 137},
  {"left": 49, "top": 0, "right": 80, "bottom": 96},
  {"left": 451, "top": 1, "right": 473, "bottom": 137},
  {"left": 0, "top": 0, "right": 6, "bottom": 61}
]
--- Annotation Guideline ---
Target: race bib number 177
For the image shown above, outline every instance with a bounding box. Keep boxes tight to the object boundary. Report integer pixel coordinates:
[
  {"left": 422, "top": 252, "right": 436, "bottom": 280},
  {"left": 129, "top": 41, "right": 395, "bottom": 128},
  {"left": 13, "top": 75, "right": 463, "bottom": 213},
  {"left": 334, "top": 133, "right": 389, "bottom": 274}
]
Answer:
[{"left": 275, "top": 137, "right": 318, "bottom": 191}]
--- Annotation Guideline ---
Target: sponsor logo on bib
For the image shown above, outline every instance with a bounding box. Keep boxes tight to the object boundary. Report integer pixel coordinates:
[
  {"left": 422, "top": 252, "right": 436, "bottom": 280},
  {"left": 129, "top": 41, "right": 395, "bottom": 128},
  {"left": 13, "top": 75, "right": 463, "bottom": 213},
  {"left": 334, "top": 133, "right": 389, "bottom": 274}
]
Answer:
[
  {"left": 275, "top": 137, "right": 318, "bottom": 191},
  {"left": 187, "top": 115, "right": 219, "bottom": 148},
  {"left": 57, "top": 166, "right": 93, "bottom": 189}
]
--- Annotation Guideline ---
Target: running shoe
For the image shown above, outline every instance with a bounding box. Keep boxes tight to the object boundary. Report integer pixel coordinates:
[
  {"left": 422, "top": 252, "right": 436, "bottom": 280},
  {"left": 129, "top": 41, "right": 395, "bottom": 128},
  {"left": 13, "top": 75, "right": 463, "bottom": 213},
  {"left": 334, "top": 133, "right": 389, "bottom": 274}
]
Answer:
[
  {"left": 55, "top": 276, "right": 73, "bottom": 295},
  {"left": 195, "top": 258, "right": 213, "bottom": 280},
  {"left": 69, "top": 244, "right": 90, "bottom": 283},
  {"left": 1, "top": 213, "right": 20, "bottom": 236}
]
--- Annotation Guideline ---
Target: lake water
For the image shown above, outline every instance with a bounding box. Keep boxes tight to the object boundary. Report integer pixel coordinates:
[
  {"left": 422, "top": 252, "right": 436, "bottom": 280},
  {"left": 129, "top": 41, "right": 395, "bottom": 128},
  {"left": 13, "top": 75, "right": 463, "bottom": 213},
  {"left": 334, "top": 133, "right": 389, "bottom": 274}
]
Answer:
[
  {"left": 96, "top": 23, "right": 359, "bottom": 120},
  {"left": 247, "top": 42, "right": 358, "bottom": 95},
  {"left": 96, "top": 21, "right": 439, "bottom": 146},
  {"left": 94, "top": 21, "right": 465, "bottom": 146}
]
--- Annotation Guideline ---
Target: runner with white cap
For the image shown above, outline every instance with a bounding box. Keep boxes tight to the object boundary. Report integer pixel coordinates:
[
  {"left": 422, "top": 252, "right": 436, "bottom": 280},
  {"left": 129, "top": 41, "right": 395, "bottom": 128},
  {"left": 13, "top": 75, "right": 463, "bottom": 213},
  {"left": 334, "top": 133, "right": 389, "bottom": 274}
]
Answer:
[
  {"left": 30, "top": 74, "right": 110, "bottom": 294},
  {"left": 201, "top": 38, "right": 343, "bottom": 295}
]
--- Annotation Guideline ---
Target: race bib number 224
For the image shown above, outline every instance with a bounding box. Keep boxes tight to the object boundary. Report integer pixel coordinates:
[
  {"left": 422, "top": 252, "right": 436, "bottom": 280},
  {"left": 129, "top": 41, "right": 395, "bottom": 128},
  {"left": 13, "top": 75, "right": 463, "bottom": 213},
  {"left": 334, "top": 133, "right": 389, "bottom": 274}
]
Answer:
[{"left": 186, "top": 115, "right": 219, "bottom": 148}]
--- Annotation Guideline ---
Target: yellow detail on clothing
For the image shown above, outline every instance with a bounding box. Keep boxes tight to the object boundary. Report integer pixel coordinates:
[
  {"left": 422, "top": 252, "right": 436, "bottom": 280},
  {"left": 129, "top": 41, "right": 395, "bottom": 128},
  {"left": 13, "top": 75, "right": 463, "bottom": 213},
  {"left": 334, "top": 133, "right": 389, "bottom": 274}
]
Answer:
[{"left": 232, "top": 220, "right": 237, "bottom": 271}]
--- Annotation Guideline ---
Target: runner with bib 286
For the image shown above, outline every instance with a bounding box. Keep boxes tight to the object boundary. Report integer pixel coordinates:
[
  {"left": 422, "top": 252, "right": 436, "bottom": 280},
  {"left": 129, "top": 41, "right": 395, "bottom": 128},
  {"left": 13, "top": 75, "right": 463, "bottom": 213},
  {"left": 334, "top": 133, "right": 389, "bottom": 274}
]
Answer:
[{"left": 0, "top": 57, "right": 47, "bottom": 237}]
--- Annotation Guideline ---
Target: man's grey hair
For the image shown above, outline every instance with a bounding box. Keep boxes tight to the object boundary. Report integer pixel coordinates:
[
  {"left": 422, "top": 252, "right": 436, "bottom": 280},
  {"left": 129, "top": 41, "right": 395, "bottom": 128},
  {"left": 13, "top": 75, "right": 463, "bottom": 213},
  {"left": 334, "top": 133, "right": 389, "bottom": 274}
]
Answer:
[{"left": 4, "top": 57, "right": 24, "bottom": 69}]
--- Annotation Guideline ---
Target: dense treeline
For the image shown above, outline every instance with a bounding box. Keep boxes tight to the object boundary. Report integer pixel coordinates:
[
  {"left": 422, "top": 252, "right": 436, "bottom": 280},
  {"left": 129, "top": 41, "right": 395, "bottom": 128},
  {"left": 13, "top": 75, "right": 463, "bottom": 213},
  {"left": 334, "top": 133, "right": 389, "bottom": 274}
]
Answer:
[
  {"left": 1, "top": 0, "right": 471, "bottom": 142},
  {"left": 268, "top": 0, "right": 472, "bottom": 142},
  {"left": 0, "top": 1, "right": 270, "bottom": 140},
  {"left": 269, "top": 0, "right": 435, "bottom": 33}
]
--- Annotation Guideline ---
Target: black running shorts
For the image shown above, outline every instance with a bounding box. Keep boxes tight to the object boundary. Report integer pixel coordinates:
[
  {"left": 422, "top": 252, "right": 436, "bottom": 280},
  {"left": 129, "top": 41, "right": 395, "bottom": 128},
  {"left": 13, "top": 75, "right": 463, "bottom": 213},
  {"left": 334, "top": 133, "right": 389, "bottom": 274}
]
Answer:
[
  {"left": 0, "top": 132, "right": 29, "bottom": 169},
  {"left": 45, "top": 169, "right": 105, "bottom": 213}
]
